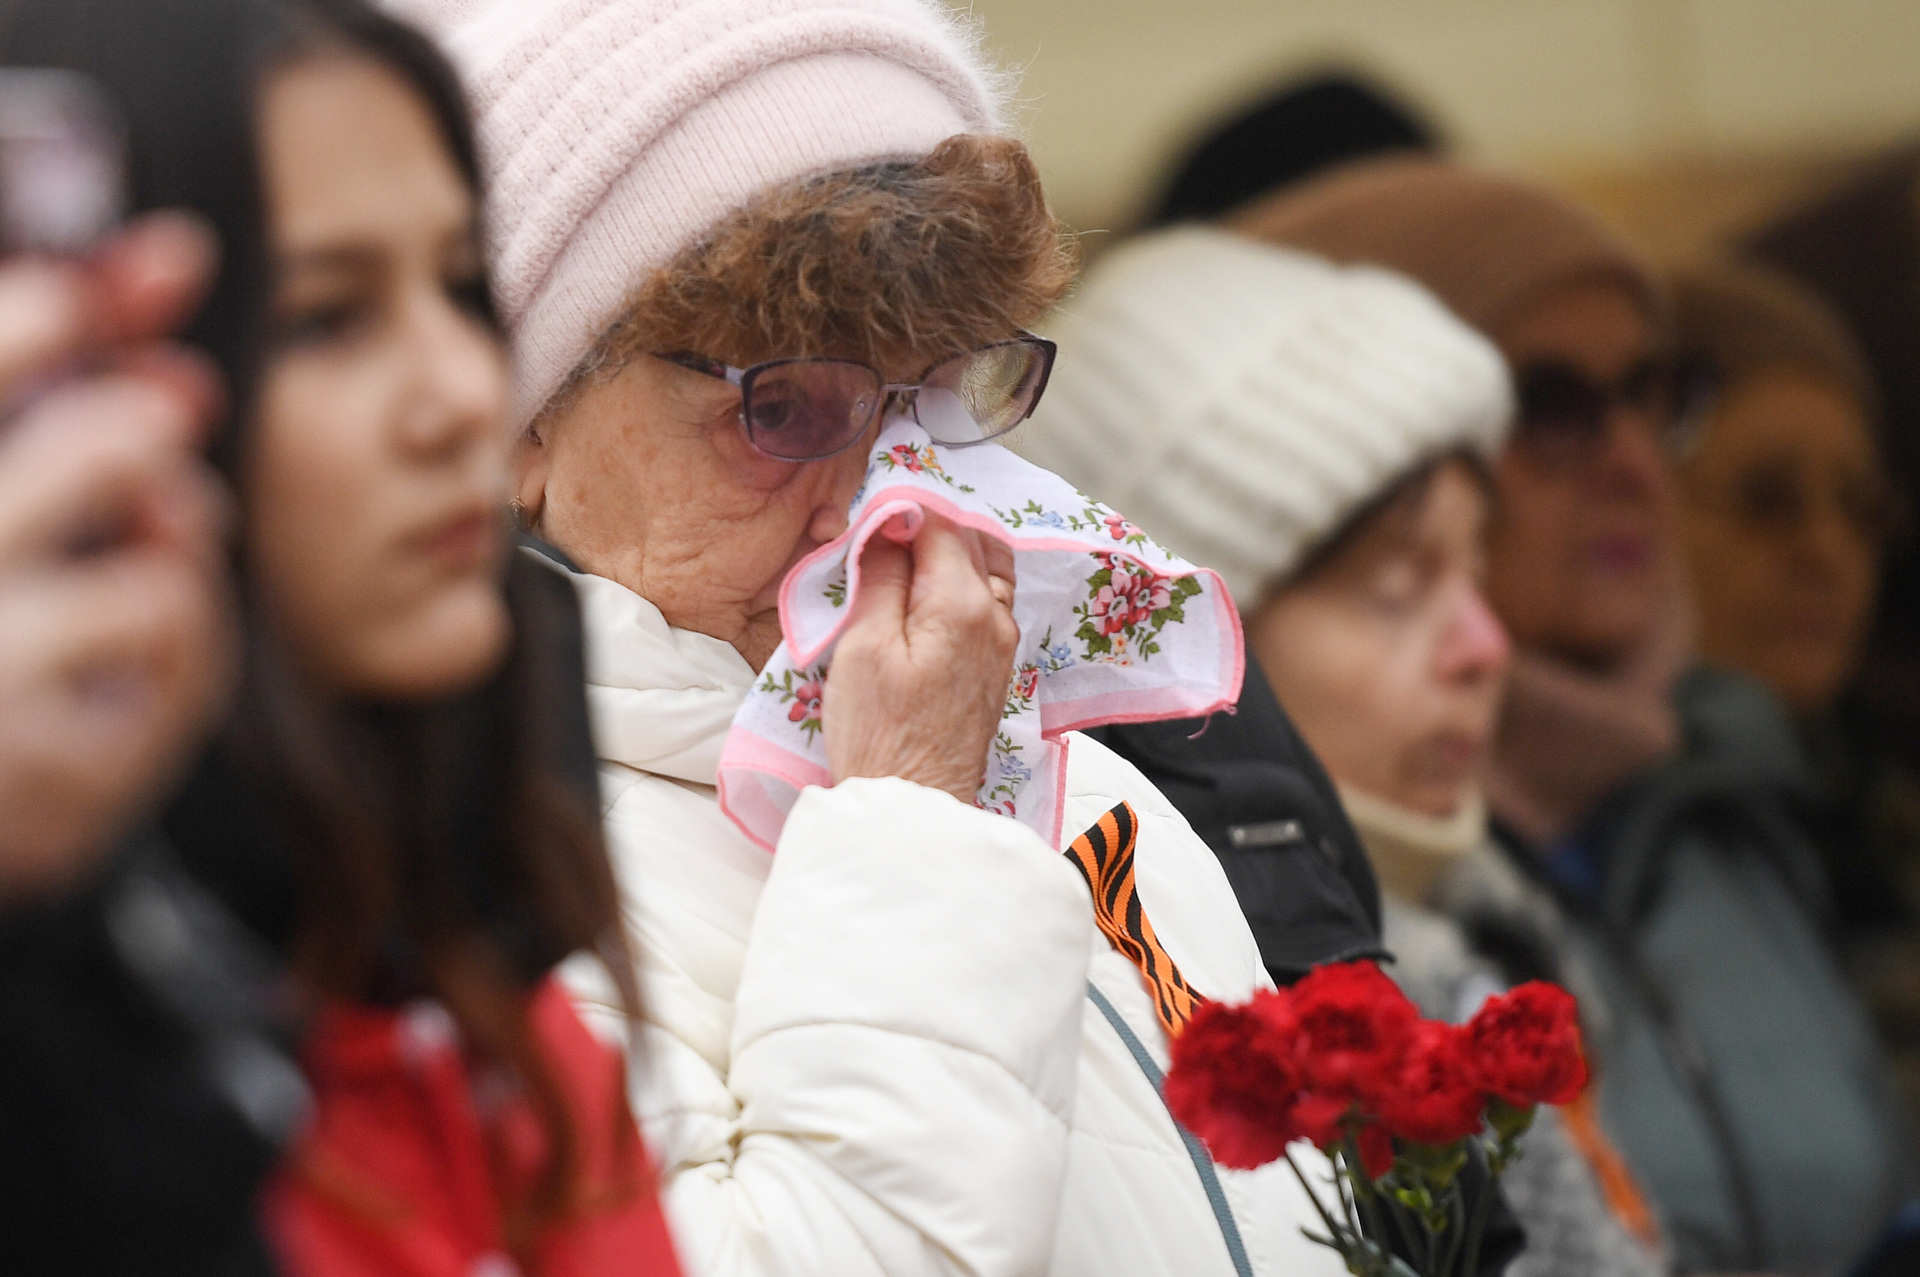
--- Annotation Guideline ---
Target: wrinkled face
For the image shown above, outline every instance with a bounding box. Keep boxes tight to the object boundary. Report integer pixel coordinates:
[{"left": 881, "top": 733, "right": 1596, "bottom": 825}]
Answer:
[
  {"left": 249, "top": 54, "right": 511, "bottom": 701},
  {"left": 1486, "top": 281, "right": 1676, "bottom": 668},
  {"left": 1679, "top": 373, "right": 1883, "bottom": 714},
  {"left": 1251, "top": 460, "right": 1511, "bottom": 818},
  {"left": 520, "top": 356, "right": 895, "bottom": 671}
]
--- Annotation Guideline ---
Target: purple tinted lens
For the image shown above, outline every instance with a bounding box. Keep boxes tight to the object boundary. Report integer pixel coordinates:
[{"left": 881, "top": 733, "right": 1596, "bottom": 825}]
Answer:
[{"left": 743, "top": 360, "right": 882, "bottom": 459}]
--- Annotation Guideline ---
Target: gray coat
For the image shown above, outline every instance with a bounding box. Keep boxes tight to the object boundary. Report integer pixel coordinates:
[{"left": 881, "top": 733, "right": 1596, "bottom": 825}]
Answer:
[{"left": 1515, "top": 669, "right": 1917, "bottom": 1275}]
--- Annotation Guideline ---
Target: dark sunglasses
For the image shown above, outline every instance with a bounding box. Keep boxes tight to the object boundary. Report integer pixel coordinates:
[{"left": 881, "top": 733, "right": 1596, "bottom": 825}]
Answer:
[
  {"left": 657, "top": 333, "right": 1057, "bottom": 462},
  {"left": 1513, "top": 356, "right": 1712, "bottom": 465}
]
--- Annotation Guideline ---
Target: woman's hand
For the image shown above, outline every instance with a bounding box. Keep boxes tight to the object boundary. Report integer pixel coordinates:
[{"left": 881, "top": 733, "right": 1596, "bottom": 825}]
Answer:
[
  {"left": 824, "top": 510, "right": 1019, "bottom": 803},
  {"left": 0, "top": 213, "right": 231, "bottom": 903}
]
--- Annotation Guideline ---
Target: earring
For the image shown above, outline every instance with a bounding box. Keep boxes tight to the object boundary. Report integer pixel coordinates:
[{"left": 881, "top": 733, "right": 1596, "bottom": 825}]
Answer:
[{"left": 508, "top": 497, "right": 529, "bottom": 530}]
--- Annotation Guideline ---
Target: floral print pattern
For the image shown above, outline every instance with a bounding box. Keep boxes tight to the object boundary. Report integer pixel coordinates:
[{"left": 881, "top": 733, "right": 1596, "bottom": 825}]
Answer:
[
  {"left": 987, "top": 497, "right": 1151, "bottom": 551},
  {"left": 871, "top": 441, "right": 975, "bottom": 494},
  {"left": 1035, "top": 627, "right": 1078, "bottom": 673},
  {"left": 757, "top": 664, "right": 829, "bottom": 741},
  {"left": 1074, "top": 553, "right": 1203, "bottom": 664},
  {"left": 979, "top": 729, "right": 1032, "bottom": 818},
  {"left": 1005, "top": 662, "right": 1042, "bottom": 717}
]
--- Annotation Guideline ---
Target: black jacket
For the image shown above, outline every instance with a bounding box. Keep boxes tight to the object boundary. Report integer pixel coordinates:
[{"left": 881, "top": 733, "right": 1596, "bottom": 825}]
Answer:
[
  {"left": 0, "top": 833, "right": 294, "bottom": 1276},
  {"left": 1088, "top": 657, "right": 1385, "bottom": 984},
  {"left": 1091, "top": 656, "right": 1523, "bottom": 1276},
  {"left": 0, "top": 547, "right": 598, "bottom": 1275}
]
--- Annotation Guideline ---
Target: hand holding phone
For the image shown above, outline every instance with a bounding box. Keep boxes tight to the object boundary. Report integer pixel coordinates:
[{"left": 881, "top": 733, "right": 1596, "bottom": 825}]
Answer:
[{"left": 0, "top": 207, "right": 231, "bottom": 902}]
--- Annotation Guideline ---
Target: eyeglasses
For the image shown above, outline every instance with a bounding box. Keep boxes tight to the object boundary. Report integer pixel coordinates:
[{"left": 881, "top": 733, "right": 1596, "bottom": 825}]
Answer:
[
  {"left": 1690, "top": 463, "right": 1902, "bottom": 546},
  {"left": 1512, "top": 356, "right": 1711, "bottom": 467},
  {"left": 657, "top": 333, "right": 1058, "bottom": 462}
]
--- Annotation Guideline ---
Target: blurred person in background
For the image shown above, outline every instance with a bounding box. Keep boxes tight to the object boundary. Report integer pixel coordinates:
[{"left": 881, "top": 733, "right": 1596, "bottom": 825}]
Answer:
[
  {"left": 3, "top": 0, "right": 684, "bottom": 1273},
  {"left": 1145, "top": 69, "right": 1440, "bottom": 228},
  {"left": 387, "top": 0, "right": 1358, "bottom": 1273},
  {"left": 1669, "top": 260, "right": 1920, "bottom": 1135},
  {"left": 1234, "top": 156, "right": 1917, "bottom": 1275},
  {"left": 1023, "top": 223, "right": 1662, "bottom": 1277},
  {"left": 1747, "top": 147, "right": 1920, "bottom": 806}
]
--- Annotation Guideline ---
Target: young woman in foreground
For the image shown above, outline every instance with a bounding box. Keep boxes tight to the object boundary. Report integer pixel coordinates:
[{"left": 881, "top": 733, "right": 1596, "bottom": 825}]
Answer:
[{"left": 2, "top": 1, "right": 682, "bottom": 1271}]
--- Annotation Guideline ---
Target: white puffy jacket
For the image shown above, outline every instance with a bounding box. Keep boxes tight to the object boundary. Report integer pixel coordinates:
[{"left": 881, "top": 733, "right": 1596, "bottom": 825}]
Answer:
[{"left": 557, "top": 562, "right": 1345, "bottom": 1277}]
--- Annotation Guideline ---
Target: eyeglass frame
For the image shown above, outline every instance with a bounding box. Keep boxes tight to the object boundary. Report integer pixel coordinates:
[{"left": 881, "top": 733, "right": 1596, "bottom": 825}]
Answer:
[
  {"left": 1509, "top": 353, "right": 1715, "bottom": 468},
  {"left": 655, "top": 331, "right": 1058, "bottom": 462}
]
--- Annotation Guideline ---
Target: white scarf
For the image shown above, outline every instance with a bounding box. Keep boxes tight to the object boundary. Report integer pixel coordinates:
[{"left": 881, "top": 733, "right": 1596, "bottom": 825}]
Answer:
[{"left": 1339, "top": 784, "right": 1488, "bottom": 905}]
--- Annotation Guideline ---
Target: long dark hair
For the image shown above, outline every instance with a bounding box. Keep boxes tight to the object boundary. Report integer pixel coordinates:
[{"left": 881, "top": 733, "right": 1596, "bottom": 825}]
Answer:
[{"left": 0, "top": 0, "right": 641, "bottom": 1249}]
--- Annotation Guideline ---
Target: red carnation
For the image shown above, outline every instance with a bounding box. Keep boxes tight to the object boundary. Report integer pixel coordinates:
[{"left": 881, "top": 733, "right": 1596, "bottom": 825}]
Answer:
[
  {"left": 1376, "top": 1021, "right": 1488, "bottom": 1147},
  {"left": 1288, "top": 961, "right": 1419, "bottom": 1108},
  {"left": 1282, "top": 1089, "right": 1352, "bottom": 1151},
  {"left": 1465, "top": 981, "right": 1589, "bottom": 1107},
  {"left": 1354, "top": 1122, "right": 1396, "bottom": 1180},
  {"left": 1165, "top": 993, "right": 1306, "bottom": 1169}
]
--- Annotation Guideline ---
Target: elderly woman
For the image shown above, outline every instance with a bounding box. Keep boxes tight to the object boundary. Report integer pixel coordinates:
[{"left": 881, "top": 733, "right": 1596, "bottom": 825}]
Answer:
[
  {"left": 393, "top": 2, "right": 1345, "bottom": 1275},
  {"left": 1235, "top": 158, "right": 1918, "bottom": 1275}
]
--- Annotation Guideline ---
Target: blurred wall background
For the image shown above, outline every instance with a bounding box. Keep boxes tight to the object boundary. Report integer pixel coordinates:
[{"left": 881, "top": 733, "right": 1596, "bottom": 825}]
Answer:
[{"left": 968, "top": 0, "right": 1920, "bottom": 262}]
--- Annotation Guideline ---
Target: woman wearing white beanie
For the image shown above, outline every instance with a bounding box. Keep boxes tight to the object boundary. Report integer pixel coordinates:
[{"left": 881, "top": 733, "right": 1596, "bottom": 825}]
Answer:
[
  {"left": 382, "top": 3, "right": 1351, "bottom": 1276},
  {"left": 1024, "top": 225, "right": 1668, "bottom": 1277}
]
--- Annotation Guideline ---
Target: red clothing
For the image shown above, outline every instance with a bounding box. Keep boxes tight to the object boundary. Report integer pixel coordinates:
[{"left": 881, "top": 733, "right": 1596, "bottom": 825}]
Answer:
[{"left": 267, "top": 977, "right": 681, "bottom": 1277}]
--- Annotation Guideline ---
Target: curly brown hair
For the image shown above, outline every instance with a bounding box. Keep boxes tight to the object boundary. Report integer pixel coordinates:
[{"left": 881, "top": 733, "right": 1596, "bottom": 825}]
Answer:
[{"left": 551, "top": 132, "right": 1078, "bottom": 408}]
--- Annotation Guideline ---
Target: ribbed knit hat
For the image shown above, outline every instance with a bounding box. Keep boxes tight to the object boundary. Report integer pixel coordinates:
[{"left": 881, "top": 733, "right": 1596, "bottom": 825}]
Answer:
[
  {"left": 1019, "top": 227, "right": 1512, "bottom": 608},
  {"left": 384, "top": 0, "right": 1004, "bottom": 425}
]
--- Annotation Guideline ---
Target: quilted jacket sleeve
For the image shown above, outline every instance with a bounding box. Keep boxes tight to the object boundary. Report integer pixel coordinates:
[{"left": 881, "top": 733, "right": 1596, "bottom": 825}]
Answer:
[{"left": 587, "top": 775, "right": 1094, "bottom": 1277}]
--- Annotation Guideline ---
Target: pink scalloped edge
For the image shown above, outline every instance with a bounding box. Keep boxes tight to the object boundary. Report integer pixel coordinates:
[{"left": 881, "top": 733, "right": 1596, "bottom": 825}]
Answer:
[{"left": 716, "top": 732, "right": 833, "bottom": 852}]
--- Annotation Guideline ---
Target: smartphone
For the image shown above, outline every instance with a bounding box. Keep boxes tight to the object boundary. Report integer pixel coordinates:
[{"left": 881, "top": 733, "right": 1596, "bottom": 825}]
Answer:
[
  {"left": 0, "top": 68, "right": 125, "bottom": 257},
  {"left": 0, "top": 70, "right": 130, "bottom": 551}
]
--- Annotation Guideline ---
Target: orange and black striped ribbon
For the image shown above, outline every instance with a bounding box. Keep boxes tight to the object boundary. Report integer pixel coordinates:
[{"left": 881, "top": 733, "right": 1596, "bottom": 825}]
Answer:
[
  {"left": 1064, "top": 802, "right": 1205, "bottom": 1037},
  {"left": 1560, "top": 1088, "right": 1664, "bottom": 1251}
]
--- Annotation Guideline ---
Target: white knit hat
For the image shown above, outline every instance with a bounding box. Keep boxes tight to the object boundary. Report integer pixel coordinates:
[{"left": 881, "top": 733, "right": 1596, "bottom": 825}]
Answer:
[
  {"left": 1018, "top": 227, "right": 1513, "bottom": 609},
  {"left": 384, "top": 0, "right": 1005, "bottom": 426}
]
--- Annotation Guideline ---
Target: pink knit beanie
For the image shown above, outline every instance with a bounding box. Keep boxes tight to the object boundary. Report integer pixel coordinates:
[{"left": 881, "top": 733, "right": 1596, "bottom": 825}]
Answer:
[{"left": 384, "top": 0, "right": 1006, "bottom": 426}]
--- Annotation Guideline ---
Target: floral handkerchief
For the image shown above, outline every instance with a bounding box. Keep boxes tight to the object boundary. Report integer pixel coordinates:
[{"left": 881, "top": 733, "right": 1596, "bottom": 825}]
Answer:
[{"left": 717, "top": 416, "right": 1244, "bottom": 851}]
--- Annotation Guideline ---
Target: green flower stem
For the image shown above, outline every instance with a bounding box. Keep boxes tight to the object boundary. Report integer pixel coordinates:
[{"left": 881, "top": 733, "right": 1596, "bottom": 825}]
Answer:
[{"left": 1459, "top": 1145, "right": 1498, "bottom": 1277}]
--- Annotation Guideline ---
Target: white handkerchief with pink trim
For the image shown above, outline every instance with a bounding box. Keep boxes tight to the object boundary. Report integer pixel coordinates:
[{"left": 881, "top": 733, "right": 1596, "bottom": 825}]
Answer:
[{"left": 717, "top": 417, "right": 1244, "bottom": 850}]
